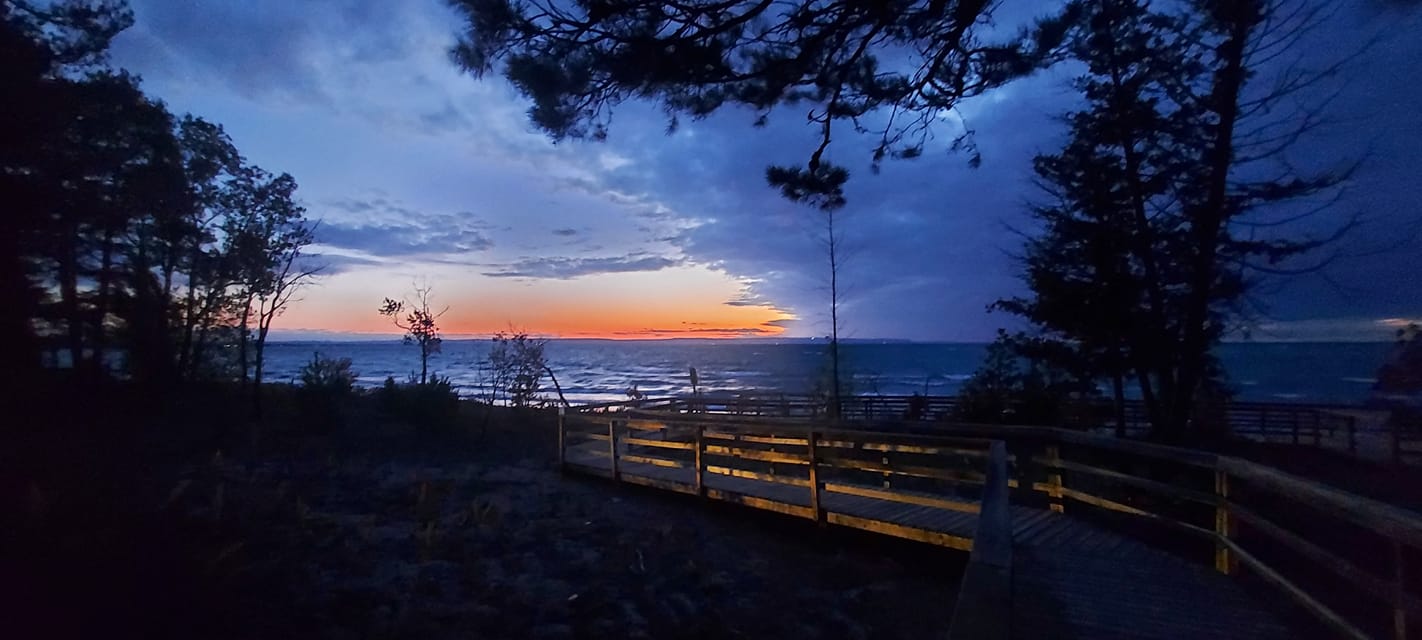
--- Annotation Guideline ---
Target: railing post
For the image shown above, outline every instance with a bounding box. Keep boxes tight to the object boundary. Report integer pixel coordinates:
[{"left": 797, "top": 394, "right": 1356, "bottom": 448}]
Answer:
[
  {"left": 609, "top": 418, "right": 621, "bottom": 482},
  {"left": 1396, "top": 539, "right": 1408, "bottom": 640},
  {"left": 557, "top": 406, "right": 566, "bottom": 470},
  {"left": 694, "top": 423, "right": 706, "bottom": 498},
  {"left": 1214, "top": 469, "right": 1234, "bottom": 575},
  {"left": 1311, "top": 411, "right": 1321, "bottom": 446},
  {"left": 1291, "top": 409, "right": 1300, "bottom": 446},
  {"left": 808, "top": 430, "right": 824, "bottom": 524},
  {"left": 1046, "top": 445, "right": 1064, "bottom": 514}
]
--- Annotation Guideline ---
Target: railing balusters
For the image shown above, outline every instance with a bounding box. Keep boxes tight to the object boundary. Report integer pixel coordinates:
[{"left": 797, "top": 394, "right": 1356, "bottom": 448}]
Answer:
[
  {"left": 1046, "top": 445, "right": 1064, "bottom": 514},
  {"left": 609, "top": 418, "right": 620, "bottom": 481},
  {"left": 808, "top": 430, "right": 823, "bottom": 524},
  {"left": 694, "top": 422, "right": 705, "bottom": 498}
]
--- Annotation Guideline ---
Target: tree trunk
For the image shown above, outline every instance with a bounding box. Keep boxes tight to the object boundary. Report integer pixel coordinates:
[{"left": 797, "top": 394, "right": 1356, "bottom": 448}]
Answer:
[
  {"left": 420, "top": 340, "right": 429, "bottom": 385},
  {"left": 59, "top": 225, "right": 83, "bottom": 372},
  {"left": 253, "top": 313, "right": 268, "bottom": 417},
  {"left": 91, "top": 229, "right": 116, "bottom": 374},
  {"left": 237, "top": 292, "right": 252, "bottom": 389},
  {"left": 1172, "top": 3, "right": 1254, "bottom": 442},
  {"left": 827, "top": 209, "right": 842, "bottom": 422},
  {"left": 1112, "top": 365, "right": 1127, "bottom": 438}
]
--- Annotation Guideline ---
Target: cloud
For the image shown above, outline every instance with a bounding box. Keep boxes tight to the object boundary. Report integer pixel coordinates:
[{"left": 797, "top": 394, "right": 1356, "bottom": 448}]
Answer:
[
  {"left": 108, "top": 0, "right": 1422, "bottom": 340},
  {"left": 482, "top": 253, "right": 682, "bottom": 279},
  {"left": 316, "top": 196, "right": 495, "bottom": 258},
  {"left": 306, "top": 250, "right": 387, "bottom": 274}
]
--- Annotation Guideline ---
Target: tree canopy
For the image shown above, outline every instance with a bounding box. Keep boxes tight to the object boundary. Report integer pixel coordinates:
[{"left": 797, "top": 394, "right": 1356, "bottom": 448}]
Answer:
[{"left": 449, "top": 0, "right": 1076, "bottom": 203}]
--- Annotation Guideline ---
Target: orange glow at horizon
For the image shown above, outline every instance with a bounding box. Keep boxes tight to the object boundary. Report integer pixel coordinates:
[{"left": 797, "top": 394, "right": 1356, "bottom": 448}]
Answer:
[{"left": 273, "top": 264, "right": 795, "bottom": 339}]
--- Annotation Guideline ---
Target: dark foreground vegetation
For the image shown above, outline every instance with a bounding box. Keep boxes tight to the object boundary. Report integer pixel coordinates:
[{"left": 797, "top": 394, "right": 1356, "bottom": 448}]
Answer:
[{"left": 3, "top": 379, "right": 963, "bottom": 640}]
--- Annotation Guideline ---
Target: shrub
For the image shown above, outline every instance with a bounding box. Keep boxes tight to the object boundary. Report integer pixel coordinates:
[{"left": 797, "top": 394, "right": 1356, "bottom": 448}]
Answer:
[
  {"left": 296, "top": 352, "right": 356, "bottom": 433},
  {"left": 955, "top": 331, "right": 1090, "bottom": 426},
  {"left": 379, "top": 375, "right": 462, "bottom": 435},
  {"left": 489, "top": 330, "right": 547, "bottom": 407}
]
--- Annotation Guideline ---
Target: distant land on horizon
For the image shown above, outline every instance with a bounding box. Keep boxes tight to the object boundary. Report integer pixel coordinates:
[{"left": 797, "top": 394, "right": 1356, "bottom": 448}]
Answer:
[{"left": 265, "top": 331, "right": 1397, "bottom": 345}]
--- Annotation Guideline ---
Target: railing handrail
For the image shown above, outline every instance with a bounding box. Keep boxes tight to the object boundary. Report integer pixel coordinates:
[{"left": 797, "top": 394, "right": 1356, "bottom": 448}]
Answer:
[{"left": 949, "top": 440, "right": 1012, "bottom": 640}]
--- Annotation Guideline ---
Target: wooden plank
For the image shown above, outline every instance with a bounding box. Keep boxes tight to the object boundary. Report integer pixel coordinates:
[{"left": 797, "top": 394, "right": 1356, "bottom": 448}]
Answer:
[
  {"left": 703, "top": 444, "right": 810, "bottom": 465},
  {"left": 704, "top": 489, "right": 815, "bottom": 519},
  {"left": 1223, "top": 537, "right": 1372, "bottom": 640},
  {"left": 623, "top": 436, "right": 695, "bottom": 450},
  {"left": 704, "top": 464, "right": 811, "bottom": 488},
  {"left": 620, "top": 473, "right": 698, "bottom": 495},
  {"left": 825, "top": 512, "right": 974, "bottom": 551},
  {"left": 816, "top": 454, "right": 961, "bottom": 481},
  {"left": 621, "top": 454, "right": 688, "bottom": 469},
  {"left": 704, "top": 431, "right": 809, "bottom": 446},
  {"left": 822, "top": 482, "right": 980, "bottom": 514}
]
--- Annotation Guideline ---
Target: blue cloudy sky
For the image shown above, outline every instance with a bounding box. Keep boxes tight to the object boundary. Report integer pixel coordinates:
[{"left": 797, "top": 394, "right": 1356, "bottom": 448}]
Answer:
[{"left": 108, "top": 0, "right": 1422, "bottom": 341}]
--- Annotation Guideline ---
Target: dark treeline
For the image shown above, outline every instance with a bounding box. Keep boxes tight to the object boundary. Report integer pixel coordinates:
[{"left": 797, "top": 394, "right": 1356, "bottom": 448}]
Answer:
[
  {"left": 452, "top": 0, "right": 1360, "bottom": 442},
  {"left": 2, "top": 1, "right": 319, "bottom": 411}
]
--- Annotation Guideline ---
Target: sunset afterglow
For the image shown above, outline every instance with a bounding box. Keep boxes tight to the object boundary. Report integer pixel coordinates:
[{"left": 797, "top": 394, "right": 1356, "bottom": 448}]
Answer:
[{"left": 274, "top": 264, "right": 794, "bottom": 339}]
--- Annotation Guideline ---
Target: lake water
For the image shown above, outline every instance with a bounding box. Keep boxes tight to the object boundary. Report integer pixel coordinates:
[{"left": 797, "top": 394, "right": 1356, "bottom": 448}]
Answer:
[{"left": 259, "top": 340, "right": 1395, "bottom": 406}]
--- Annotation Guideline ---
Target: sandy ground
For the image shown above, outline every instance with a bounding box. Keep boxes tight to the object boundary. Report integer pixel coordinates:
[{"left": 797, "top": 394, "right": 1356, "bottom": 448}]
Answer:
[{"left": 10, "top": 408, "right": 962, "bottom": 640}]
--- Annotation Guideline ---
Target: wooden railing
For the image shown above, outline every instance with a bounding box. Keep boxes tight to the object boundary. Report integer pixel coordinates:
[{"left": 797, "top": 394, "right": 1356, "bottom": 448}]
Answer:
[
  {"left": 574, "top": 394, "right": 1406, "bottom": 461},
  {"left": 928, "top": 422, "right": 1422, "bottom": 640},
  {"left": 559, "top": 408, "right": 1004, "bottom": 547},
  {"left": 558, "top": 408, "right": 1422, "bottom": 639}
]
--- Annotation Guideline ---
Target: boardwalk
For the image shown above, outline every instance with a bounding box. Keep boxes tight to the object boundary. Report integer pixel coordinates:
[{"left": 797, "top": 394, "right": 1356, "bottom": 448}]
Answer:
[{"left": 561, "top": 420, "right": 1296, "bottom": 639}]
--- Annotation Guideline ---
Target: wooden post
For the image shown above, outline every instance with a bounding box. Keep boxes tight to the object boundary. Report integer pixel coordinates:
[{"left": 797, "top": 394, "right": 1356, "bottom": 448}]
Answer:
[
  {"left": 1396, "top": 539, "right": 1408, "bottom": 640},
  {"left": 1290, "top": 408, "right": 1299, "bottom": 446},
  {"left": 1214, "top": 469, "right": 1234, "bottom": 575},
  {"left": 609, "top": 419, "right": 621, "bottom": 482},
  {"left": 1311, "top": 411, "right": 1321, "bottom": 446},
  {"left": 808, "top": 431, "right": 824, "bottom": 524},
  {"left": 557, "top": 406, "right": 566, "bottom": 470},
  {"left": 694, "top": 423, "right": 706, "bottom": 498},
  {"left": 1046, "top": 445, "right": 1064, "bottom": 514}
]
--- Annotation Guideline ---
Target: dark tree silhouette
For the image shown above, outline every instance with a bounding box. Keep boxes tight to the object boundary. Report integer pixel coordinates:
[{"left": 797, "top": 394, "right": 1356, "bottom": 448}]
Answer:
[
  {"left": 449, "top": 0, "right": 1075, "bottom": 204},
  {"left": 380, "top": 284, "right": 447, "bottom": 386},
  {"left": 2, "top": 1, "right": 320, "bottom": 401},
  {"left": 999, "top": 0, "right": 1356, "bottom": 441}
]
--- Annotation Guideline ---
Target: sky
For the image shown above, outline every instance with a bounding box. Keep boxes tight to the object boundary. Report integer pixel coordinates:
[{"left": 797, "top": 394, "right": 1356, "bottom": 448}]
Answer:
[{"left": 107, "top": 0, "right": 1422, "bottom": 342}]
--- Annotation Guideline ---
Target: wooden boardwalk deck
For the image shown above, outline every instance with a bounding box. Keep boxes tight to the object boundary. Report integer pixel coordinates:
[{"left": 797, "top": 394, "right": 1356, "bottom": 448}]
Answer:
[{"left": 563, "top": 441, "right": 1294, "bottom": 639}]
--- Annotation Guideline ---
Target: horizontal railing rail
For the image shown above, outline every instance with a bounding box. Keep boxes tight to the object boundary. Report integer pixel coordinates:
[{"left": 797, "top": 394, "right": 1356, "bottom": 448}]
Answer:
[{"left": 570, "top": 394, "right": 1420, "bottom": 462}]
